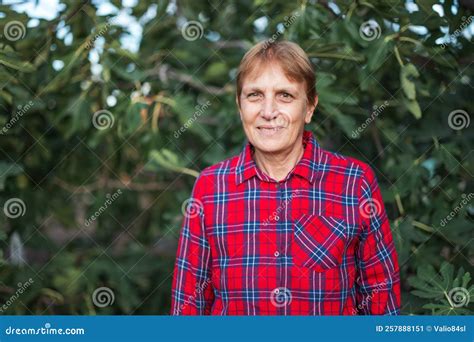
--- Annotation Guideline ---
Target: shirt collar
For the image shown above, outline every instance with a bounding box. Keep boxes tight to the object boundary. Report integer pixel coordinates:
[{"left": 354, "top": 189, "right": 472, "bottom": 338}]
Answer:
[{"left": 235, "top": 130, "right": 320, "bottom": 185}]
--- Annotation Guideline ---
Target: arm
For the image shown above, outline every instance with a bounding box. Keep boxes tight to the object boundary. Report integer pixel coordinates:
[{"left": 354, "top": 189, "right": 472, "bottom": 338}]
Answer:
[
  {"left": 355, "top": 165, "right": 401, "bottom": 315},
  {"left": 170, "top": 175, "right": 214, "bottom": 315}
]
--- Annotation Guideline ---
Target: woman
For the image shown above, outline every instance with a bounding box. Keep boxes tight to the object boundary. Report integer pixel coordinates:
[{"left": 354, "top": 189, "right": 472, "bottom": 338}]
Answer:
[{"left": 171, "top": 40, "right": 400, "bottom": 315}]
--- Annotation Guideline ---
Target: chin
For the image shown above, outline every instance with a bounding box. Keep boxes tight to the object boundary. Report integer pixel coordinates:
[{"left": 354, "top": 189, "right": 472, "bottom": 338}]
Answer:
[{"left": 251, "top": 138, "right": 287, "bottom": 154}]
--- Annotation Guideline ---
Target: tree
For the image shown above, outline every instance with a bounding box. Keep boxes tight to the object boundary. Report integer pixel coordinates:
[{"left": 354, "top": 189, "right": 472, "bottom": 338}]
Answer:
[{"left": 0, "top": 0, "right": 472, "bottom": 315}]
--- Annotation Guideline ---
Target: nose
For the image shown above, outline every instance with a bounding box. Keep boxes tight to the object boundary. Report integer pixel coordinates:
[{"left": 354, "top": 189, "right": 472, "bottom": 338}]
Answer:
[{"left": 260, "top": 96, "right": 277, "bottom": 120}]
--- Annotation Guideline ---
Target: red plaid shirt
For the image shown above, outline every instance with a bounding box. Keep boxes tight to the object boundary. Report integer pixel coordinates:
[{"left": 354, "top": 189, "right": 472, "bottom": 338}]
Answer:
[{"left": 171, "top": 130, "right": 401, "bottom": 315}]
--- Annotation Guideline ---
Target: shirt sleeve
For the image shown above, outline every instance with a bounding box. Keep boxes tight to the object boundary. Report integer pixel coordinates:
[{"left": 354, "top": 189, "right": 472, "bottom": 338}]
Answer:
[
  {"left": 355, "top": 165, "right": 401, "bottom": 315},
  {"left": 170, "top": 174, "right": 215, "bottom": 315}
]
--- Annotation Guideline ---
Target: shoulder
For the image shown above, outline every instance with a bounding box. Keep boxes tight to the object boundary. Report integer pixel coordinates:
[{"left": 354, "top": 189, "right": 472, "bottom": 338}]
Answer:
[
  {"left": 191, "top": 153, "right": 241, "bottom": 194},
  {"left": 200, "top": 153, "right": 240, "bottom": 177},
  {"left": 318, "top": 146, "right": 377, "bottom": 184}
]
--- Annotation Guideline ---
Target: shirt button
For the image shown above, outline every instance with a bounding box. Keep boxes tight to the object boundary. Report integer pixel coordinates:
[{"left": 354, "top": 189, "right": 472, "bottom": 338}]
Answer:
[{"left": 274, "top": 251, "right": 280, "bottom": 257}]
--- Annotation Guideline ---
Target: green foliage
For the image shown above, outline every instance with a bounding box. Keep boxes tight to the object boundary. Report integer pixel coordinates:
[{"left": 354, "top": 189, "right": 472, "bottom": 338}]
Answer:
[
  {"left": 0, "top": 0, "right": 472, "bottom": 315},
  {"left": 408, "top": 262, "right": 473, "bottom": 314}
]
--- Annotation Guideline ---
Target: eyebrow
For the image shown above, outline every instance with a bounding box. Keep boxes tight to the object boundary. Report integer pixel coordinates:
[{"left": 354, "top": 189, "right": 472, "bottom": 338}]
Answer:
[
  {"left": 242, "top": 86, "right": 299, "bottom": 93},
  {"left": 274, "top": 87, "right": 298, "bottom": 94}
]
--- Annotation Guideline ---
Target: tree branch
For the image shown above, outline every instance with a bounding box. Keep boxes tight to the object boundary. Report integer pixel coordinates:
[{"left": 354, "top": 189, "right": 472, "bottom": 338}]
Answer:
[
  {"left": 147, "top": 64, "right": 234, "bottom": 96},
  {"left": 52, "top": 177, "right": 179, "bottom": 193}
]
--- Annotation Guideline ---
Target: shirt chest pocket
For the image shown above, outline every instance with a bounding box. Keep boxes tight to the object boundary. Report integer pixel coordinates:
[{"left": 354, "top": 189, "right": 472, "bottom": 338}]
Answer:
[{"left": 291, "top": 214, "right": 347, "bottom": 272}]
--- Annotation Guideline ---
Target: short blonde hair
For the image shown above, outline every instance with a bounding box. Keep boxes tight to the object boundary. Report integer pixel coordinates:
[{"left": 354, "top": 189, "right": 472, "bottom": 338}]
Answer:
[{"left": 236, "top": 40, "right": 317, "bottom": 105}]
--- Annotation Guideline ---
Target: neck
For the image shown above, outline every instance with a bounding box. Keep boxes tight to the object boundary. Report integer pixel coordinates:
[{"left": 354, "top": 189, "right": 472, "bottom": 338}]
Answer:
[{"left": 253, "top": 137, "right": 305, "bottom": 182}]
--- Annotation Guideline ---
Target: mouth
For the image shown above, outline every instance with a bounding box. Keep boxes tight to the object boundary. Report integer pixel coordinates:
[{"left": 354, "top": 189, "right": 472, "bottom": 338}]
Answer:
[{"left": 256, "top": 126, "right": 284, "bottom": 136}]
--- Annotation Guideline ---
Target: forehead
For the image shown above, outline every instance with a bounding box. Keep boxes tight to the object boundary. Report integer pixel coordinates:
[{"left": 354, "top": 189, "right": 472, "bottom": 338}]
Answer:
[{"left": 241, "top": 60, "right": 303, "bottom": 89}]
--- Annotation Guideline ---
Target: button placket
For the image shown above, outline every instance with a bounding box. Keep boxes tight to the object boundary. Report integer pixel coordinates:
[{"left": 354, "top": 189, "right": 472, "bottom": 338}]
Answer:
[{"left": 274, "top": 180, "right": 285, "bottom": 305}]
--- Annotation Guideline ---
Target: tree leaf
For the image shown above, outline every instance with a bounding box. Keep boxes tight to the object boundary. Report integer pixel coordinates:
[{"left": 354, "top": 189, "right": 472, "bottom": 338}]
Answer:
[
  {"left": 0, "top": 161, "right": 23, "bottom": 190},
  {"left": 400, "top": 63, "right": 419, "bottom": 100},
  {"left": 147, "top": 149, "right": 199, "bottom": 178},
  {"left": 0, "top": 50, "right": 35, "bottom": 72},
  {"left": 404, "top": 98, "right": 422, "bottom": 119}
]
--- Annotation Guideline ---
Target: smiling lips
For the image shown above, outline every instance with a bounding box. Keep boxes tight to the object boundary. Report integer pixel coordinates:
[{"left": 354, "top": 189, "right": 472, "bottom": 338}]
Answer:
[{"left": 257, "top": 125, "right": 285, "bottom": 137}]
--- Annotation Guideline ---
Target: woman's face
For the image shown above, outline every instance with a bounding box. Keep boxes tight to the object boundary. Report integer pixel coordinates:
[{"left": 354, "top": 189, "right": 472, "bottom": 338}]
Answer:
[{"left": 237, "top": 61, "right": 317, "bottom": 155}]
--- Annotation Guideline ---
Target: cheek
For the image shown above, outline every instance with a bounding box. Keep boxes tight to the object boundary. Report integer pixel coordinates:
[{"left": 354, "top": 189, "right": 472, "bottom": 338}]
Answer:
[
  {"left": 286, "top": 103, "right": 307, "bottom": 123},
  {"left": 239, "top": 103, "right": 259, "bottom": 123}
]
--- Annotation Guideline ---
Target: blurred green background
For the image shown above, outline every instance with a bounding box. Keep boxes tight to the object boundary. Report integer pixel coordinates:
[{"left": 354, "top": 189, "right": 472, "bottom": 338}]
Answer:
[{"left": 0, "top": 0, "right": 472, "bottom": 315}]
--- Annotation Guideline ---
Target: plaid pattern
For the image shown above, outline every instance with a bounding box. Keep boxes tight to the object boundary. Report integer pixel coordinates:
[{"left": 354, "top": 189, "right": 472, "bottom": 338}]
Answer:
[{"left": 171, "top": 130, "right": 401, "bottom": 315}]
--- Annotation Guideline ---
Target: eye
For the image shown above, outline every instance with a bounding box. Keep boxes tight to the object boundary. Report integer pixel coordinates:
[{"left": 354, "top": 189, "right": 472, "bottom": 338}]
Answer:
[
  {"left": 278, "top": 92, "right": 294, "bottom": 100},
  {"left": 246, "top": 92, "right": 262, "bottom": 101}
]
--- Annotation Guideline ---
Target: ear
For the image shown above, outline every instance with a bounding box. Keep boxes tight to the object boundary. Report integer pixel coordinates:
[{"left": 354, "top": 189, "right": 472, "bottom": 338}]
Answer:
[{"left": 304, "top": 94, "right": 318, "bottom": 124}]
